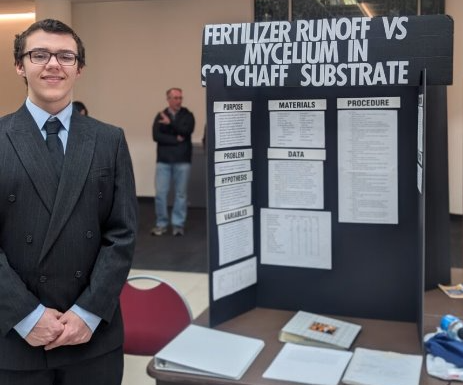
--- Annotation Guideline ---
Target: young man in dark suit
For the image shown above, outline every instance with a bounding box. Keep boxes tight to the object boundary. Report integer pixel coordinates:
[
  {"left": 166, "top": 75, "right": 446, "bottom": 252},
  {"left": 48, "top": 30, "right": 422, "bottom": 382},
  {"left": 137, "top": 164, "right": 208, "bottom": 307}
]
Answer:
[{"left": 0, "top": 19, "right": 138, "bottom": 385}]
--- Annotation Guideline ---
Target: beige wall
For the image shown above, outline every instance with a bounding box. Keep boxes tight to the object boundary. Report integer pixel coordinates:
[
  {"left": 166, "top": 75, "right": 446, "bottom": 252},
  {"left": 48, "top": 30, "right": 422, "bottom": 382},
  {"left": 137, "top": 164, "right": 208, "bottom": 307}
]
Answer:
[
  {"left": 71, "top": 0, "right": 253, "bottom": 197},
  {"left": 0, "top": 1, "right": 35, "bottom": 116},
  {"left": 0, "top": 18, "right": 32, "bottom": 116},
  {"left": 446, "top": 0, "right": 463, "bottom": 214},
  {"left": 35, "top": 0, "right": 71, "bottom": 25}
]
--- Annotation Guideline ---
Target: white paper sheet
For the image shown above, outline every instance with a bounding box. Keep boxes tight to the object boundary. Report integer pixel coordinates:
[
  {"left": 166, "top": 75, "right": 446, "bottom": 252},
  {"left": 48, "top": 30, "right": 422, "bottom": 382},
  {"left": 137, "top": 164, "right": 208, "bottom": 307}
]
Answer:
[
  {"left": 218, "top": 216, "right": 254, "bottom": 265},
  {"left": 215, "top": 171, "right": 253, "bottom": 187},
  {"left": 270, "top": 110, "right": 325, "bottom": 148},
  {"left": 268, "top": 160, "right": 324, "bottom": 209},
  {"left": 263, "top": 343, "right": 352, "bottom": 385},
  {"left": 268, "top": 148, "right": 326, "bottom": 161},
  {"left": 417, "top": 105, "right": 424, "bottom": 154},
  {"left": 260, "top": 208, "right": 332, "bottom": 269},
  {"left": 342, "top": 347, "right": 422, "bottom": 385},
  {"left": 214, "top": 148, "right": 252, "bottom": 163},
  {"left": 337, "top": 97, "right": 401, "bottom": 110},
  {"left": 338, "top": 109, "right": 398, "bottom": 224},
  {"left": 215, "top": 183, "right": 251, "bottom": 213},
  {"left": 212, "top": 257, "right": 257, "bottom": 301},
  {"left": 215, "top": 112, "right": 251, "bottom": 149},
  {"left": 216, "top": 205, "right": 253, "bottom": 226},
  {"left": 214, "top": 101, "right": 252, "bottom": 113},
  {"left": 215, "top": 160, "right": 251, "bottom": 175},
  {"left": 417, "top": 163, "right": 423, "bottom": 194}
]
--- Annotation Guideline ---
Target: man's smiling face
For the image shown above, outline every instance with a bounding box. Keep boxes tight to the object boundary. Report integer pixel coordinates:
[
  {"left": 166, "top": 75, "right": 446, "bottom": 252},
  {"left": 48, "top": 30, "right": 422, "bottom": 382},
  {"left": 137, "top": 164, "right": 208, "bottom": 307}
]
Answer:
[{"left": 16, "top": 30, "right": 81, "bottom": 115}]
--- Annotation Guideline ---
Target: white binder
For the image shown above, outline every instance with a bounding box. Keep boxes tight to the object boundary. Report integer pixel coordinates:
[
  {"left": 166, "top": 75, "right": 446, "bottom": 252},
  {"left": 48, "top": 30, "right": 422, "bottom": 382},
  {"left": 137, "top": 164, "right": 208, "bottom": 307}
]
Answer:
[{"left": 154, "top": 324, "right": 265, "bottom": 380}]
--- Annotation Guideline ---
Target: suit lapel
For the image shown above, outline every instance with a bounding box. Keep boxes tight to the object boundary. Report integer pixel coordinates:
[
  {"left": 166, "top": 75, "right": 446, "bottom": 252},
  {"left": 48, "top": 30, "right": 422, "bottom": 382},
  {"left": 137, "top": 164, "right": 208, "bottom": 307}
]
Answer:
[
  {"left": 40, "top": 113, "right": 96, "bottom": 261},
  {"left": 6, "top": 105, "right": 59, "bottom": 214}
]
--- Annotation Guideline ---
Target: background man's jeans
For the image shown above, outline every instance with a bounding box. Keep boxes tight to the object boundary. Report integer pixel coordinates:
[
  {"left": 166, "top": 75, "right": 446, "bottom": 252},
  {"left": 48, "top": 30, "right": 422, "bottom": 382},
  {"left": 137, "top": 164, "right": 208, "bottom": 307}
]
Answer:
[{"left": 155, "top": 162, "right": 191, "bottom": 228}]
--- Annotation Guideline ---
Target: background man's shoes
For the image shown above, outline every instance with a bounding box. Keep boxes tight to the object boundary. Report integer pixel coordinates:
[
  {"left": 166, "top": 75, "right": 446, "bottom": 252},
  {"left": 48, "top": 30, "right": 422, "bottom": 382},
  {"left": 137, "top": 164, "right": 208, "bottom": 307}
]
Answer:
[
  {"left": 172, "top": 227, "right": 184, "bottom": 236},
  {"left": 150, "top": 226, "right": 167, "bottom": 236}
]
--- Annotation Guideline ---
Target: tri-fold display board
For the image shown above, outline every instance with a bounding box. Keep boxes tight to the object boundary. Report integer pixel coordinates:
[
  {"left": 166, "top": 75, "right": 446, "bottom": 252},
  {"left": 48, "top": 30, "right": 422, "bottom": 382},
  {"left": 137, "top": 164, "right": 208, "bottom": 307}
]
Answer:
[{"left": 201, "top": 15, "right": 453, "bottom": 329}]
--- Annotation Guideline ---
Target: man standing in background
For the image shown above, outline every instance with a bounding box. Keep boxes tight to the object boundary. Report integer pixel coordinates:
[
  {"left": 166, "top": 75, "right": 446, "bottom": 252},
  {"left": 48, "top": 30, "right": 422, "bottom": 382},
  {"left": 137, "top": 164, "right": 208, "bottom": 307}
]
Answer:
[{"left": 152, "top": 88, "right": 195, "bottom": 236}]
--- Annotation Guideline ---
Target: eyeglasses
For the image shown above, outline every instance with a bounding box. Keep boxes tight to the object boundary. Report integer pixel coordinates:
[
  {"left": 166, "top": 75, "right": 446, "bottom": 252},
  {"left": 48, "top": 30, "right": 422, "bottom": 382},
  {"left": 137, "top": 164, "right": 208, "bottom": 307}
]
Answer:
[{"left": 21, "top": 50, "right": 79, "bottom": 66}]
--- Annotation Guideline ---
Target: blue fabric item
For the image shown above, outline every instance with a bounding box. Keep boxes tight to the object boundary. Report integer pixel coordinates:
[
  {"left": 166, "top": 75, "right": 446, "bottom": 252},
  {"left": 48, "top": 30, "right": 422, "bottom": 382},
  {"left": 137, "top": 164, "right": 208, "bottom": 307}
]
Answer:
[{"left": 425, "top": 332, "right": 463, "bottom": 367}]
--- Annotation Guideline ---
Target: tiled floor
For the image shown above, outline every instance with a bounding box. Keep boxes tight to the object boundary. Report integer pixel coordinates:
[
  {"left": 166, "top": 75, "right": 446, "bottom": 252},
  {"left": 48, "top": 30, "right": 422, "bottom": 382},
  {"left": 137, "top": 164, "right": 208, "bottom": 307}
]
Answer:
[{"left": 122, "top": 269, "right": 209, "bottom": 385}]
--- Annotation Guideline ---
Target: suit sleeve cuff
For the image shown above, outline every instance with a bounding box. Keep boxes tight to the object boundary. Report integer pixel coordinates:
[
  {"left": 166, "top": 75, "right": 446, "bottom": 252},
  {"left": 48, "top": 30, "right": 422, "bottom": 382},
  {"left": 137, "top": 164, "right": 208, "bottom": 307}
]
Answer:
[
  {"left": 70, "top": 304, "right": 102, "bottom": 332},
  {"left": 14, "top": 304, "right": 46, "bottom": 339}
]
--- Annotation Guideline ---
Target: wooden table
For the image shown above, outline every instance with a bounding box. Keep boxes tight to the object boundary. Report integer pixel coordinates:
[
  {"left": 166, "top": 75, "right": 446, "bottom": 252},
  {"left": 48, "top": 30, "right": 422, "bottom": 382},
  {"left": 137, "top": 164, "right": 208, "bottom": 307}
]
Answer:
[{"left": 147, "top": 289, "right": 462, "bottom": 385}]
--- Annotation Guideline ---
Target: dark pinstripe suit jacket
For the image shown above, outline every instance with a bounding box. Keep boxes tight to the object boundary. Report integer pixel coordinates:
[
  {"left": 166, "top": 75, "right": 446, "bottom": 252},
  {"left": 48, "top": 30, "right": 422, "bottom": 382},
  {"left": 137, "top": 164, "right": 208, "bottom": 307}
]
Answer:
[{"left": 0, "top": 104, "right": 138, "bottom": 370}]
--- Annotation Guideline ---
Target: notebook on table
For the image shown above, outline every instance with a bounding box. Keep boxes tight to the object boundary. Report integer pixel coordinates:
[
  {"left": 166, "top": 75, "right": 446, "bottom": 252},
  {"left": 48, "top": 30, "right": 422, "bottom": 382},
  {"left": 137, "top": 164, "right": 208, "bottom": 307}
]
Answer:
[{"left": 154, "top": 324, "right": 265, "bottom": 380}]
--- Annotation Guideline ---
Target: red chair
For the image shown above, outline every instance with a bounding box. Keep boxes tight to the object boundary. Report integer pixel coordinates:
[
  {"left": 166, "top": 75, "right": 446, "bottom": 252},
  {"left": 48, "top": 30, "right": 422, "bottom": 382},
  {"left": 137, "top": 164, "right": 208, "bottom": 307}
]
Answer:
[{"left": 120, "top": 274, "right": 193, "bottom": 356}]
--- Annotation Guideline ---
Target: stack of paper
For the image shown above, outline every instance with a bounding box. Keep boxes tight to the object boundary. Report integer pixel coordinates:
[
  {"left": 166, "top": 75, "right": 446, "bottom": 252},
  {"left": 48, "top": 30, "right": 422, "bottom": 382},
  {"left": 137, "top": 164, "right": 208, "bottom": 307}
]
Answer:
[
  {"left": 342, "top": 347, "right": 423, "bottom": 385},
  {"left": 263, "top": 343, "right": 353, "bottom": 385},
  {"left": 154, "top": 324, "right": 265, "bottom": 380}
]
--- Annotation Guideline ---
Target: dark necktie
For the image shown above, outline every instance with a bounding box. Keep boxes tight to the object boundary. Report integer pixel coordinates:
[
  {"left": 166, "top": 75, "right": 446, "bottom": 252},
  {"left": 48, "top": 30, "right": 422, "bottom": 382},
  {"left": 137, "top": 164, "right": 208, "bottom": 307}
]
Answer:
[{"left": 44, "top": 118, "right": 64, "bottom": 178}]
